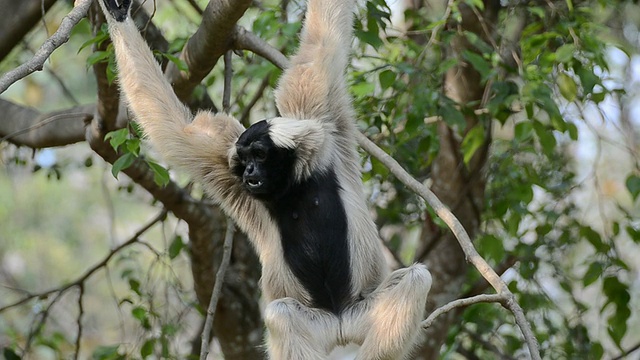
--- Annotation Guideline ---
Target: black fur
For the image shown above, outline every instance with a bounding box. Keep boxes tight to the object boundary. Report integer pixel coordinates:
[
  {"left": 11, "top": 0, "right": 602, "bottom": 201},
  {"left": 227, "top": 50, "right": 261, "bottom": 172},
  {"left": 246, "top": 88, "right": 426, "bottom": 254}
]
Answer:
[
  {"left": 235, "top": 120, "right": 352, "bottom": 313},
  {"left": 103, "top": 0, "right": 131, "bottom": 22},
  {"left": 266, "top": 169, "right": 351, "bottom": 314}
]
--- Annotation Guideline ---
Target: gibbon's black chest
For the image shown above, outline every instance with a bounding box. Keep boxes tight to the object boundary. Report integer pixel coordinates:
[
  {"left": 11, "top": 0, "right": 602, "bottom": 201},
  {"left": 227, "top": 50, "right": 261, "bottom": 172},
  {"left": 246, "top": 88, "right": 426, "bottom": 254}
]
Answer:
[{"left": 266, "top": 169, "right": 352, "bottom": 314}]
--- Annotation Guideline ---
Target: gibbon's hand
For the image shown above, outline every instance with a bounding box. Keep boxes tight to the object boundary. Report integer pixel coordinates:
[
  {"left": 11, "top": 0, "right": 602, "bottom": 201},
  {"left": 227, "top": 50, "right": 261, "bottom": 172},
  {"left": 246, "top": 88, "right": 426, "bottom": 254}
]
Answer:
[{"left": 103, "top": 0, "right": 132, "bottom": 22}]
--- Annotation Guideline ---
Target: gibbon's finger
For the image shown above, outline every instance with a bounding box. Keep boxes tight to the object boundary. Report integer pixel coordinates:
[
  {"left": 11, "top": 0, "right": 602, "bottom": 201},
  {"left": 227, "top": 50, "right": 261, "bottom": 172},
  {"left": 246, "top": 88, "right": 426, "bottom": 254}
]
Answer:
[{"left": 102, "top": 0, "right": 132, "bottom": 22}]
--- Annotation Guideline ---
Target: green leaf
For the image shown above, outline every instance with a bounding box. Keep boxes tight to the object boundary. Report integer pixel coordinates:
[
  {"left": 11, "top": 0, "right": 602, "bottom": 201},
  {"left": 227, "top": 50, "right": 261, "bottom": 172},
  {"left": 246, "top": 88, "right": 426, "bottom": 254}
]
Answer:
[
  {"left": 92, "top": 345, "right": 121, "bottom": 360},
  {"left": 129, "top": 278, "right": 141, "bottom": 296},
  {"left": 355, "top": 29, "right": 383, "bottom": 50},
  {"left": 583, "top": 262, "right": 602, "bottom": 287},
  {"left": 351, "top": 81, "right": 375, "bottom": 97},
  {"left": 602, "top": 275, "right": 630, "bottom": 348},
  {"left": 607, "top": 301, "right": 630, "bottom": 348},
  {"left": 533, "top": 121, "right": 557, "bottom": 156},
  {"left": 148, "top": 161, "right": 170, "bottom": 186},
  {"left": 378, "top": 69, "right": 395, "bottom": 90},
  {"left": 576, "top": 65, "right": 599, "bottom": 93},
  {"left": 461, "top": 125, "right": 485, "bottom": 165},
  {"left": 567, "top": 121, "right": 579, "bottom": 141},
  {"left": 625, "top": 174, "right": 640, "bottom": 201},
  {"left": 557, "top": 73, "right": 578, "bottom": 102},
  {"left": 132, "top": 306, "right": 147, "bottom": 321},
  {"left": 462, "top": 50, "right": 491, "bottom": 80},
  {"left": 3, "top": 348, "right": 21, "bottom": 360},
  {"left": 141, "top": 339, "right": 155, "bottom": 358},
  {"left": 86, "top": 51, "right": 111, "bottom": 67},
  {"left": 104, "top": 128, "right": 129, "bottom": 152},
  {"left": 580, "top": 226, "right": 609, "bottom": 253},
  {"left": 463, "top": 31, "right": 492, "bottom": 54},
  {"left": 163, "top": 53, "right": 189, "bottom": 73},
  {"left": 514, "top": 121, "right": 533, "bottom": 142},
  {"left": 626, "top": 226, "right": 640, "bottom": 243},
  {"left": 168, "top": 236, "right": 184, "bottom": 260},
  {"left": 439, "top": 104, "right": 466, "bottom": 130},
  {"left": 590, "top": 342, "right": 604, "bottom": 360},
  {"left": 107, "top": 55, "right": 118, "bottom": 84},
  {"left": 126, "top": 138, "right": 140, "bottom": 156},
  {"left": 479, "top": 234, "right": 505, "bottom": 262},
  {"left": 555, "top": 44, "right": 575, "bottom": 63},
  {"left": 78, "top": 30, "right": 109, "bottom": 54},
  {"left": 111, "top": 153, "right": 136, "bottom": 179},
  {"left": 464, "top": 0, "right": 484, "bottom": 10}
]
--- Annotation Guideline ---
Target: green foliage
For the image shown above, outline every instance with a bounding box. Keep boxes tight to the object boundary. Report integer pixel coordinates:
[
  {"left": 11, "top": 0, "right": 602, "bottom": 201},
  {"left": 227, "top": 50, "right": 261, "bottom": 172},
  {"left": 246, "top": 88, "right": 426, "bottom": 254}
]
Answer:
[
  {"left": 3, "top": 0, "right": 640, "bottom": 359},
  {"left": 92, "top": 345, "right": 124, "bottom": 360},
  {"left": 104, "top": 125, "right": 170, "bottom": 186}
]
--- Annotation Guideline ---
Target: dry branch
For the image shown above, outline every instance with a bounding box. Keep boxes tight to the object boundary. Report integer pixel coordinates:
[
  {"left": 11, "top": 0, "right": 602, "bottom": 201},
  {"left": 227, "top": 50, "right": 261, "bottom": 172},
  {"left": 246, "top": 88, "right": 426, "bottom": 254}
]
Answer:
[
  {"left": 421, "top": 294, "right": 506, "bottom": 330},
  {"left": 357, "top": 132, "right": 541, "bottom": 360},
  {"left": 0, "top": 210, "right": 167, "bottom": 312}
]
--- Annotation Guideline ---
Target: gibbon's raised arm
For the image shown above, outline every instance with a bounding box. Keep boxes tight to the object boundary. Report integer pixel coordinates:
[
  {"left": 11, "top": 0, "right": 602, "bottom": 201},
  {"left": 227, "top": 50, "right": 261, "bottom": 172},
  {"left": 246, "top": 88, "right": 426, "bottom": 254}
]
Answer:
[
  {"left": 99, "top": 0, "right": 244, "bottom": 172},
  {"left": 99, "top": 0, "right": 256, "bottom": 230},
  {"left": 275, "top": 0, "right": 356, "bottom": 127}
]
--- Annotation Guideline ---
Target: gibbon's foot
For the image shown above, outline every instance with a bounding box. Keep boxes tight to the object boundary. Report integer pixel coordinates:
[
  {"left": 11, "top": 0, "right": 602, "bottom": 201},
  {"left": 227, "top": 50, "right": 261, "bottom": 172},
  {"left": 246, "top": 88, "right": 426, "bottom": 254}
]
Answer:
[{"left": 103, "top": 0, "right": 131, "bottom": 22}]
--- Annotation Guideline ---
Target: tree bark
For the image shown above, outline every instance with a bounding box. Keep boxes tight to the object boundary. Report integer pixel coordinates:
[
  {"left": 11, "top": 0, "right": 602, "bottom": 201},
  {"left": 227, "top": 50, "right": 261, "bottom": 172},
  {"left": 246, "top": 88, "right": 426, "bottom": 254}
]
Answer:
[
  {"left": 0, "top": 0, "right": 57, "bottom": 60},
  {"left": 411, "top": 0, "right": 500, "bottom": 358}
]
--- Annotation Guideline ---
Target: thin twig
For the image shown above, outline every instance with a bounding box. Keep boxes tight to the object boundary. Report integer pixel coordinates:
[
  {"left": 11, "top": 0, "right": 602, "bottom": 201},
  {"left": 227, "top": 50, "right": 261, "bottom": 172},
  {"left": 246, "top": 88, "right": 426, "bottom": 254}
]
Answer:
[
  {"left": 223, "top": 51, "right": 233, "bottom": 113},
  {"left": 0, "top": 210, "right": 168, "bottom": 312},
  {"left": 239, "top": 73, "right": 272, "bottom": 125},
  {"left": 0, "top": 0, "right": 94, "bottom": 94},
  {"left": 422, "top": 294, "right": 505, "bottom": 329},
  {"left": 73, "top": 284, "right": 85, "bottom": 360},
  {"left": 612, "top": 342, "right": 640, "bottom": 360},
  {"left": 200, "top": 218, "right": 235, "bottom": 360}
]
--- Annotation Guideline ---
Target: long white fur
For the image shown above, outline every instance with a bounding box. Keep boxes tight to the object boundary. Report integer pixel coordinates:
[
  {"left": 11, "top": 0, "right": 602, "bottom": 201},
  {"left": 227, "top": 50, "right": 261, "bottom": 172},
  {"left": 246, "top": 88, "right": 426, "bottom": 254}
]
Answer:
[{"left": 99, "top": 0, "right": 433, "bottom": 358}]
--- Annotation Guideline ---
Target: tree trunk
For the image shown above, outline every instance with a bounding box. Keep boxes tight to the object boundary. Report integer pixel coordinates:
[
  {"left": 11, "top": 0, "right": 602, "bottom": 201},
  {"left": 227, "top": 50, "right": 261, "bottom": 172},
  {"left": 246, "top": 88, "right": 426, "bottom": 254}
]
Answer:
[{"left": 410, "top": 0, "right": 500, "bottom": 358}]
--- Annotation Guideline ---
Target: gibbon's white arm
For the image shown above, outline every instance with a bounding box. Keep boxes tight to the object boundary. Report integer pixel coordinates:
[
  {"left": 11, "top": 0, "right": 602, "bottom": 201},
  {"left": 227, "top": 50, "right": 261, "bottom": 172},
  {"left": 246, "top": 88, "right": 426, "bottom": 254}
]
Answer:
[
  {"left": 99, "top": 0, "right": 278, "bottom": 248},
  {"left": 275, "top": 0, "right": 355, "bottom": 125}
]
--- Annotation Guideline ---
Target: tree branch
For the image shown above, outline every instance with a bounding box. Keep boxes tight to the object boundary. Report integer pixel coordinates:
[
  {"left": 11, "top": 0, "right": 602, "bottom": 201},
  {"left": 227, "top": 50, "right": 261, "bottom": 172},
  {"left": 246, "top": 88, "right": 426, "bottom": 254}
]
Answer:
[
  {"left": 357, "top": 132, "right": 540, "bottom": 360},
  {"left": 0, "top": 99, "right": 92, "bottom": 148},
  {"left": 0, "top": 210, "right": 167, "bottom": 313},
  {"left": 421, "top": 294, "right": 506, "bottom": 330},
  {"left": 0, "top": 0, "right": 58, "bottom": 61},
  {"left": 0, "top": 0, "right": 93, "bottom": 94},
  {"left": 232, "top": 26, "right": 289, "bottom": 70},
  {"left": 200, "top": 219, "right": 235, "bottom": 360},
  {"left": 165, "top": 0, "right": 253, "bottom": 101}
]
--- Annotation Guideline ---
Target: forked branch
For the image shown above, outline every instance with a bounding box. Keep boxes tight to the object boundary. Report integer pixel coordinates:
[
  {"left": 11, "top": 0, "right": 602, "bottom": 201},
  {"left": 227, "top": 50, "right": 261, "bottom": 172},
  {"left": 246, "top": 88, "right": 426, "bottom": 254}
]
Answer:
[{"left": 356, "top": 132, "right": 541, "bottom": 360}]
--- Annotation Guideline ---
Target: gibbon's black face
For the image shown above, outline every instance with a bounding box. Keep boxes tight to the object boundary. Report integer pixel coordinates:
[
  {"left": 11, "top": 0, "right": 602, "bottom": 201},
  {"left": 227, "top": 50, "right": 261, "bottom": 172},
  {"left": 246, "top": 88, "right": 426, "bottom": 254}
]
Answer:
[{"left": 233, "top": 120, "right": 296, "bottom": 201}]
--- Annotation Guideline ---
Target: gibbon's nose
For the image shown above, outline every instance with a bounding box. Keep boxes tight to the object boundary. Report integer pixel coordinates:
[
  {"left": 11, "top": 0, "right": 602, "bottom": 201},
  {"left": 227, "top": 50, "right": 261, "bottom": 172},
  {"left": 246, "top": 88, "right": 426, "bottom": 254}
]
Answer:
[{"left": 244, "top": 163, "right": 256, "bottom": 176}]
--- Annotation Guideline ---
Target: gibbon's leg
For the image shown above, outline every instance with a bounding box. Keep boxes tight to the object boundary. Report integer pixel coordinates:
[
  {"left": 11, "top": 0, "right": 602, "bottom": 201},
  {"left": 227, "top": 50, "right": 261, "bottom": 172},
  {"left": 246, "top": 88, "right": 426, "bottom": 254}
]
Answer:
[
  {"left": 264, "top": 298, "right": 340, "bottom": 360},
  {"left": 342, "top": 264, "right": 432, "bottom": 360}
]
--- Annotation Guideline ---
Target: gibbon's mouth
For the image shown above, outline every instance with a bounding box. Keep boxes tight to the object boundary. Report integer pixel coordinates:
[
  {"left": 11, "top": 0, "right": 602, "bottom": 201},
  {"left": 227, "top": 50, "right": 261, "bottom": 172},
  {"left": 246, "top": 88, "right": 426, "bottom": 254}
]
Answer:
[{"left": 246, "top": 179, "right": 264, "bottom": 189}]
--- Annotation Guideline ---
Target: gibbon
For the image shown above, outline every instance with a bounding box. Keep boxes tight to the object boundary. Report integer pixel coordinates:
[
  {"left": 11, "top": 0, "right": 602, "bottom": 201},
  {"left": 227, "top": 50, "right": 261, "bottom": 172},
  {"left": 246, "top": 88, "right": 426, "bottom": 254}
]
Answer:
[{"left": 99, "top": 0, "right": 432, "bottom": 358}]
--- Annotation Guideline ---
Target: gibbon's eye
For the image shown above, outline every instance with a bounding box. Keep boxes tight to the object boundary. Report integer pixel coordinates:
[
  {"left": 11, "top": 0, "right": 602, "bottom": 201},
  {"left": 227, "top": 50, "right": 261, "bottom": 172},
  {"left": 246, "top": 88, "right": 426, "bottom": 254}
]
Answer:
[
  {"left": 254, "top": 149, "right": 267, "bottom": 161},
  {"left": 237, "top": 153, "right": 247, "bottom": 165}
]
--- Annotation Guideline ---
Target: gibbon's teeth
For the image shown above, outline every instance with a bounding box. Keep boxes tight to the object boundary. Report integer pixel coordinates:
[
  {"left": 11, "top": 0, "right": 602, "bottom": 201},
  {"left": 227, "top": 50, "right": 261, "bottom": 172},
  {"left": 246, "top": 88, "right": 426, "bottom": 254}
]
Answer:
[{"left": 247, "top": 179, "right": 264, "bottom": 188}]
